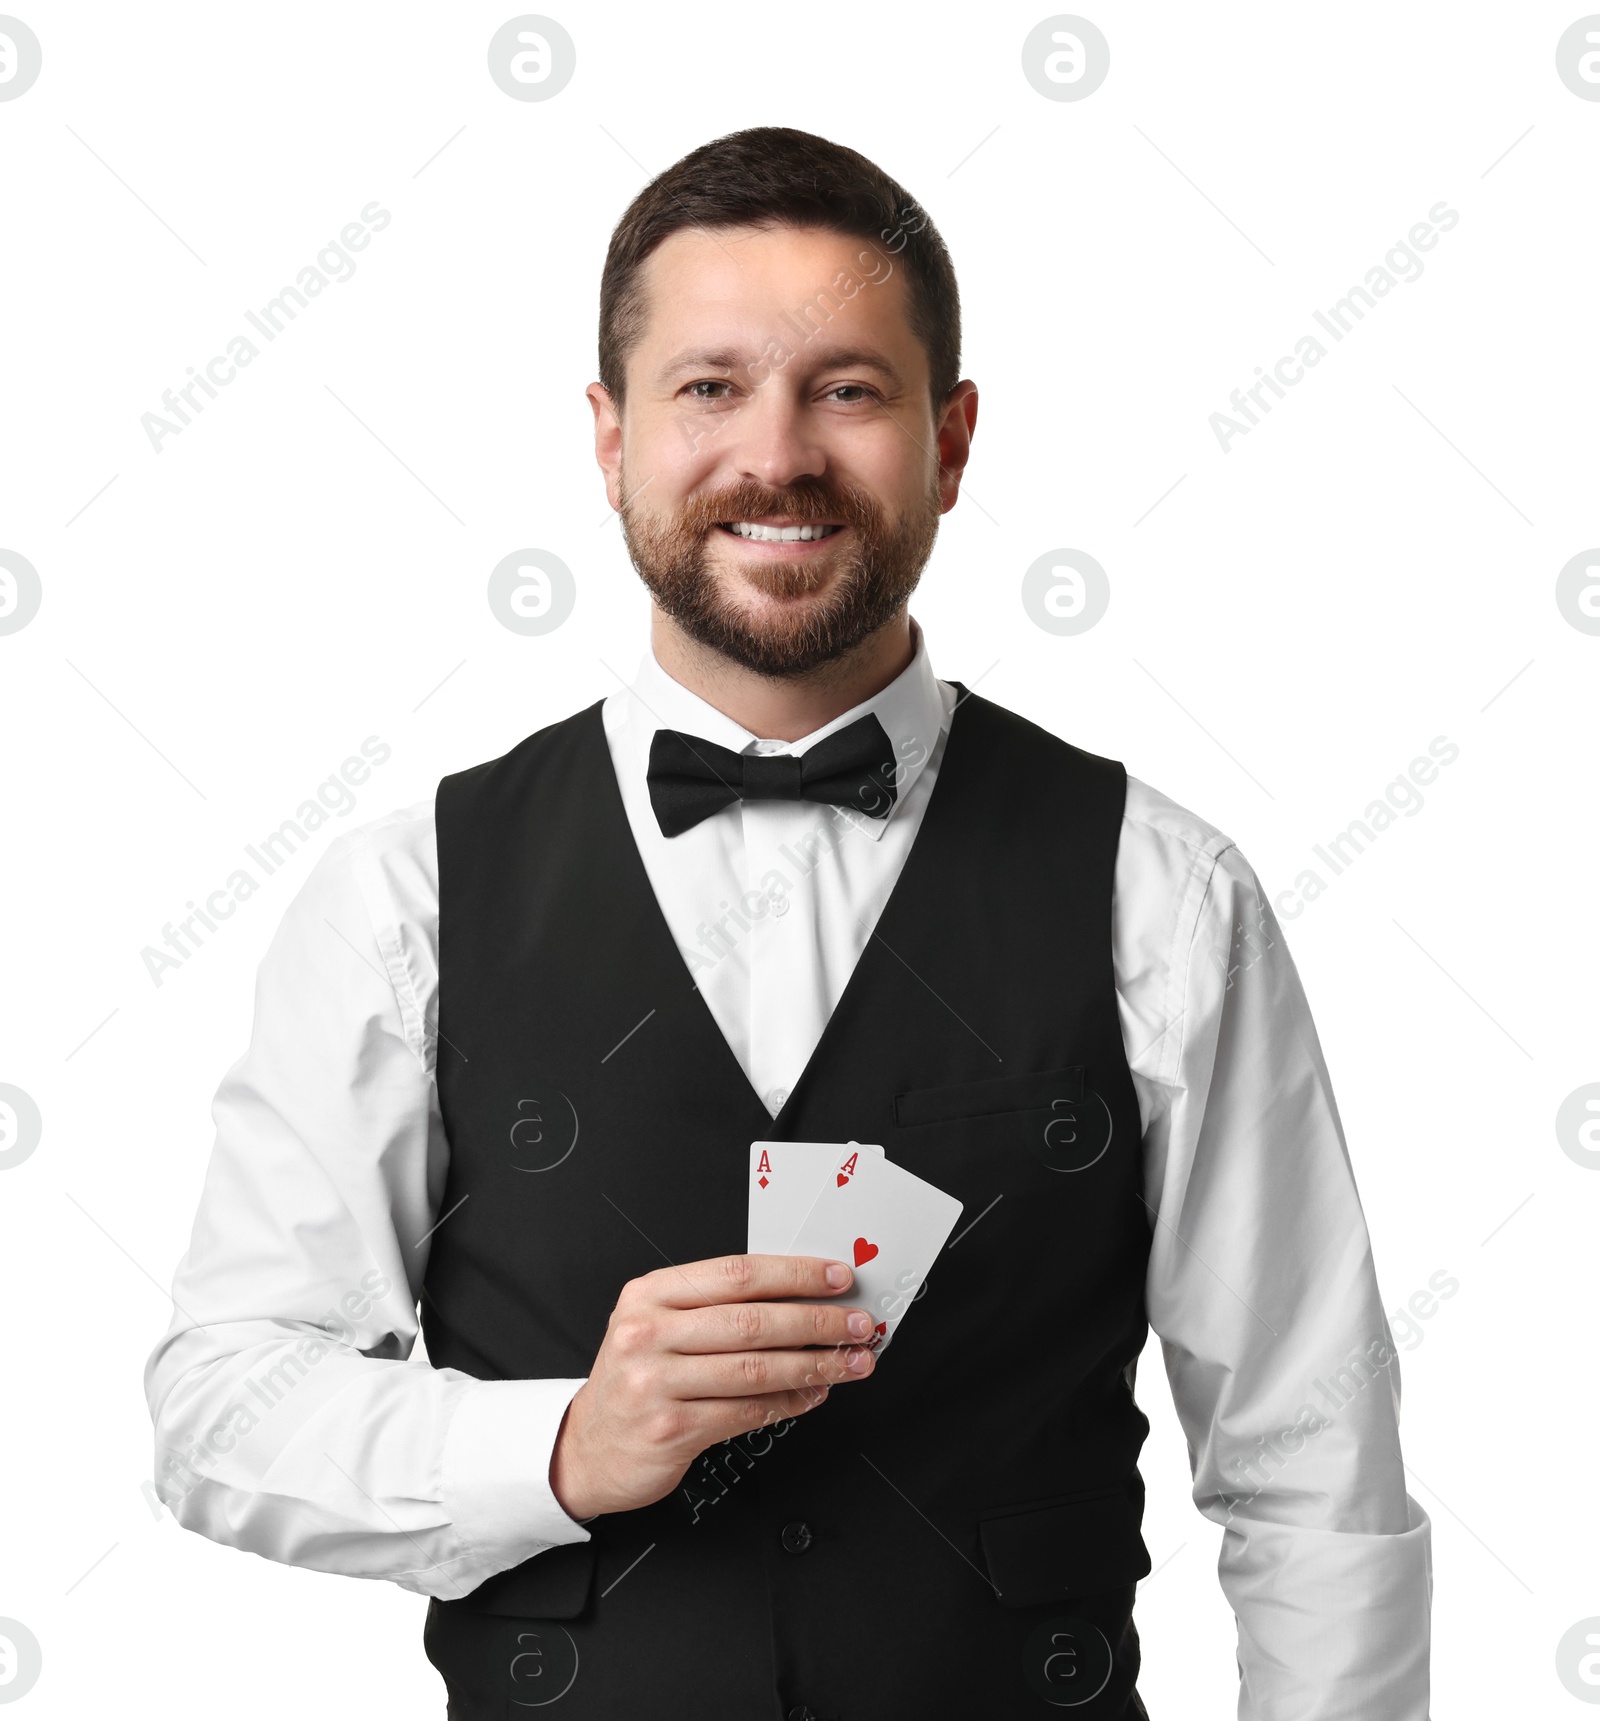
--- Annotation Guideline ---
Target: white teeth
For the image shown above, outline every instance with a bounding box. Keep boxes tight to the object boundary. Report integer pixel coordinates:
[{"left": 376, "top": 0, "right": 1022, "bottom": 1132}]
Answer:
[{"left": 724, "top": 521, "right": 843, "bottom": 542}]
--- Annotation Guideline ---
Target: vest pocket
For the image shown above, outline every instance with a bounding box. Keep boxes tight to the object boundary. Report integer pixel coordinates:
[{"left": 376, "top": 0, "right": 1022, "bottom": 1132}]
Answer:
[
  {"left": 448, "top": 1540, "right": 596, "bottom": 1619},
  {"left": 893, "top": 1064, "right": 1084, "bottom": 1127},
  {"left": 977, "top": 1481, "right": 1150, "bottom": 1608}
]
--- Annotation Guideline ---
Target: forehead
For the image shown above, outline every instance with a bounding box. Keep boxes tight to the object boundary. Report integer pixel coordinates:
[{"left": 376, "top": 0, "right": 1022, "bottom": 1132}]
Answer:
[{"left": 633, "top": 223, "right": 916, "bottom": 367}]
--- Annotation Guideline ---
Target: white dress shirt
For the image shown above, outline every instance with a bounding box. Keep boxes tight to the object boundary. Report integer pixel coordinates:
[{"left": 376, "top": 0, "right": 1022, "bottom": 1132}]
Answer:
[{"left": 146, "top": 618, "right": 1432, "bottom": 1718}]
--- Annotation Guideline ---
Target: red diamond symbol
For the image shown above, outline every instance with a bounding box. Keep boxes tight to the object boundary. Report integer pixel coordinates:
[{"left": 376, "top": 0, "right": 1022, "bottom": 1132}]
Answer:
[{"left": 758, "top": 1176, "right": 769, "bottom": 1187}]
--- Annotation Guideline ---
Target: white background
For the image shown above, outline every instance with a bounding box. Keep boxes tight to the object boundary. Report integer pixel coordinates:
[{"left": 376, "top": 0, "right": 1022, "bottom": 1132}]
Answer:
[{"left": 2, "top": 2, "right": 1597, "bottom": 1715}]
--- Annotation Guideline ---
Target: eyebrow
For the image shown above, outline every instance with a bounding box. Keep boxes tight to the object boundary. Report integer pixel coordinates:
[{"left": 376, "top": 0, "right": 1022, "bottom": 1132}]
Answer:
[{"left": 658, "top": 344, "right": 906, "bottom": 389}]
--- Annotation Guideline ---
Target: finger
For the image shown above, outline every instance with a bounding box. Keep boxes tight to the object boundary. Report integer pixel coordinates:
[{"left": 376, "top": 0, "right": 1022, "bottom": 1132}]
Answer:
[
  {"left": 689, "top": 1382, "right": 841, "bottom": 1447},
  {"left": 668, "top": 1344, "right": 875, "bottom": 1402},
  {"left": 640, "top": 1252, "right": 852, "bottom": 1311},
  {"left": 673, "top": 1298, "right": 875, "bottom": 1354}
]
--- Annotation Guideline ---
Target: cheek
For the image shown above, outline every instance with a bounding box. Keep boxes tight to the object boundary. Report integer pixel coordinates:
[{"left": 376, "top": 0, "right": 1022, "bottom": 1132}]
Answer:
[
  {"left": 853, "top": 443, "right": 933, "bottom": 517},
  {"left": 626, "top": 402, "right": 724, "bottom": 490}
]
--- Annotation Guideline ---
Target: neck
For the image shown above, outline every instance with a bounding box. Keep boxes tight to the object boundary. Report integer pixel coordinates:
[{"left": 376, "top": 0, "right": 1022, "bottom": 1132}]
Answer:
[{"left": 648, "top": 607, "right": 916, "bottom": 743}]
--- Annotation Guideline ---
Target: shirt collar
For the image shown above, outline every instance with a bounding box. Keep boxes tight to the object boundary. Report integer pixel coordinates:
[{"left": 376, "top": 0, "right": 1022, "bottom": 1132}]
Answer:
[{"left": 615, "top": 616, "right": 948, "bottom": 842}]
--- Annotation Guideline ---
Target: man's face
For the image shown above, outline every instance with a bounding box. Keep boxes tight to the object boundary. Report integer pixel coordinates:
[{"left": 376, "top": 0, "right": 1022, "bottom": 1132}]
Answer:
[{"left": 589, "top": 223, "right": 975, "bottom": 678}]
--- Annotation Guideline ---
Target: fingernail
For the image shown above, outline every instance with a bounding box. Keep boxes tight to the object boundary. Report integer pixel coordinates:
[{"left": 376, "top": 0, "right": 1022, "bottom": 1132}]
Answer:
[
  {"left": 824, "top": 1263, "right": 850, "bottom": 1288},
  {"left": 847, "top": 1312, "right": 872, "bottom": 1338},
  {"left": 846, "top": 1347, "right": 872, "bottom": 1371}
]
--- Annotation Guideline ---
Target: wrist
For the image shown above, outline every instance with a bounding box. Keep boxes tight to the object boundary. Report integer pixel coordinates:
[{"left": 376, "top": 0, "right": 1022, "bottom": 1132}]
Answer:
[{"left": 548, "top": 1390, "right": 598, "bottom": 1523}]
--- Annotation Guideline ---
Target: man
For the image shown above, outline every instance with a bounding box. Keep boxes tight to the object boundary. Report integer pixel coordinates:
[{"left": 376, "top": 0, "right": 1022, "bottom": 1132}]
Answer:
[{"left": 147, "top": 127, "right": 1432, "bottom": 1718}]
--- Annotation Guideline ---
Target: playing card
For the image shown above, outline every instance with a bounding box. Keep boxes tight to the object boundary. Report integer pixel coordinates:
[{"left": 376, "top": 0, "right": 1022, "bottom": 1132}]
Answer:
[
  {"left": 747, "top": 1141, "right": 883, "bottom": 1254},
  {"left": 783, "top": 1148, "right": 963, "bottom": 1354}
]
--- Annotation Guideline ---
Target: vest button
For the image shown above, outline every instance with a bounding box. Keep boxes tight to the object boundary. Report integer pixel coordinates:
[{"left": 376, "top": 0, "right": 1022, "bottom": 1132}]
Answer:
[
  {"left": 787, "top": 1708, "right": 818, "bottom": 1721},
  {"left": 780, "top": 1519, "right": 813, "bottom": 1554}
]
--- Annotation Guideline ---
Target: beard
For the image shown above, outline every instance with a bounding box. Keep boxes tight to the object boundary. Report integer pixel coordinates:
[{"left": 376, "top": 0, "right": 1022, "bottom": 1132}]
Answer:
[{"left": 618, "top": 468, "right": 942, "bottom": 679}]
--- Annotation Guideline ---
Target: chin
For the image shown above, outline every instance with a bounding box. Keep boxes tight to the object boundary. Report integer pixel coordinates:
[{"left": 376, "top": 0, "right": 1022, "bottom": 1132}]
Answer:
[{"left": 717, "top": 555, "right": 838, "bottom": 605}]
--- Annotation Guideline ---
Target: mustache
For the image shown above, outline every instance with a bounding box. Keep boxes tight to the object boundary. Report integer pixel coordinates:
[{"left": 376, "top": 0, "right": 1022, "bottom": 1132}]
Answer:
[{"left": 663, "top": 480, "right": 883, "bottom": 535}]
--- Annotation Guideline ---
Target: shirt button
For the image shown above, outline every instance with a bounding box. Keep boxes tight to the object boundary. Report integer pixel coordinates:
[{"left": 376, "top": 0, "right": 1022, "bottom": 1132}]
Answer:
[
  {"left": 772, "top": 896, "right": 790, "bottom": 917},
  {"left": 780, "top": 1520, "right": 813, "bottom": 1554},
  {"left": 767, "top": 1087, "right": 790, "bottom": 1111}
]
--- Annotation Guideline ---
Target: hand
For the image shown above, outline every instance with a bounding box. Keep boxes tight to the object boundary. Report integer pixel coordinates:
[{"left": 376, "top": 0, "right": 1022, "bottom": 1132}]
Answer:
[{"left": 548, "top": 1253, "right": 877, "bottom": 1521}]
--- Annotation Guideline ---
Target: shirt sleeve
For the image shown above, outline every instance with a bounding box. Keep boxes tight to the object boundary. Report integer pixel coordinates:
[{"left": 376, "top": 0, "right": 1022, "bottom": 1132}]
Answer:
[
  {"left": 142, "top": 808, "right": 592, "bottom": 1599},
  {"left": 1121, "top": 810, "right": 1433, "bottom": 1719}
]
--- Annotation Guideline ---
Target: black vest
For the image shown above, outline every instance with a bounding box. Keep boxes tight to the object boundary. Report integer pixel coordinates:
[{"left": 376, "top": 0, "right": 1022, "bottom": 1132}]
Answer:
[{"left": 422, "top": 688, "right": 1153, "bottom": 1720}]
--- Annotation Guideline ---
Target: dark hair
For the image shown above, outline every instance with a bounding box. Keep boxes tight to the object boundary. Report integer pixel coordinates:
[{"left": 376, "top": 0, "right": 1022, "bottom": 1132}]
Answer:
[{"left": 598, "top": 127, "right": 961, "bottom": 415}]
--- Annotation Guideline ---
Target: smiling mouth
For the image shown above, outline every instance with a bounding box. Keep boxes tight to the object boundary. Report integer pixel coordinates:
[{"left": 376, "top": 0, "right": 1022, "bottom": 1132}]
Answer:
[{"left": 716, "top": 521, "right": 846, "bottom": 543}]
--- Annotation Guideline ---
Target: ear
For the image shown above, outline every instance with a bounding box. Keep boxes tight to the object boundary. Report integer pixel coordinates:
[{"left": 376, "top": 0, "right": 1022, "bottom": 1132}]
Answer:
[
  {"left": 934, "top": 381, "right": 979, "bottom": 513},
  {"left": 587, "top": 381, "right": 624, "bottom": 513}
]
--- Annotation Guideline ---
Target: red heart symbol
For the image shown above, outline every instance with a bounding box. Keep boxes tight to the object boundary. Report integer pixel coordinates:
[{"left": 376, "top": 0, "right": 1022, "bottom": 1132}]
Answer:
[
  {"left": 836, "top": 1172, "right": 849, "bottom": 1187},
  {"left": 853, "top": 1237, "right": 879, "bottom": 1267},
  {"left": 874, "top": 1321, "right": 886, "bottom": 1336}
]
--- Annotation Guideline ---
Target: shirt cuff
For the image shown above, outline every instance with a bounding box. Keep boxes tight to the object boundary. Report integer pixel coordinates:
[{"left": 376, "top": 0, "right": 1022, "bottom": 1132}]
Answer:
[
  {"left": 1221, "top": 1495, "right": 1432, "bottom": 1721},
  {"left": 442, "top": 1376, "right": 593, "bottom": 1580}
]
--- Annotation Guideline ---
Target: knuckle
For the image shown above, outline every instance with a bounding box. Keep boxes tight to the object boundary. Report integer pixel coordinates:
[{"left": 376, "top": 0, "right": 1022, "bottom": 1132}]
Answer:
[
  {"left": 642, "top": 1406, "right": 685, "bottom": 1450},
  {"left": 721, "top": 1254, "right": 755, "bottom": 1293},
  {"left": 610, "top": 1314, "right": 653, "bottom": 1356},
  {"left": 618, "top": 1357, "right": 656, "bottom": 1400},
  {"left": 739, "top": 1351, "right": 771, "bottom": 1389},
  {"left": 732, "top": 1303, "right": 765, "bottom": 1345},
  {"left": 809, "top": 1303, "right": 834, "bottom": 1342}
]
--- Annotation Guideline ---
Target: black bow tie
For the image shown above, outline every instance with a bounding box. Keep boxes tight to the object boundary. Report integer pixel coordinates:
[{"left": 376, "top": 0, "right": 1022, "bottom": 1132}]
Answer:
[{"left": 646, "top": 712, "right": 899, "bottom": 838}]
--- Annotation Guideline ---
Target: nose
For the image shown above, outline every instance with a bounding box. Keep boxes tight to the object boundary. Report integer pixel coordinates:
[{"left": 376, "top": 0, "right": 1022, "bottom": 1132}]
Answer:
[{"left": 728, "top": 387, "right": 827, "bottom": 491}]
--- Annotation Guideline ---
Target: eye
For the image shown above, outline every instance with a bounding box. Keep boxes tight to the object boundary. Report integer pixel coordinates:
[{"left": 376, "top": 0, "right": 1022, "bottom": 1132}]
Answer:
[
  {"left": 685, "top": 379, "right": 734, "bottom": 400},
  {"left": 823, "top": 384, "right": 874, "bottom": 403}
]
